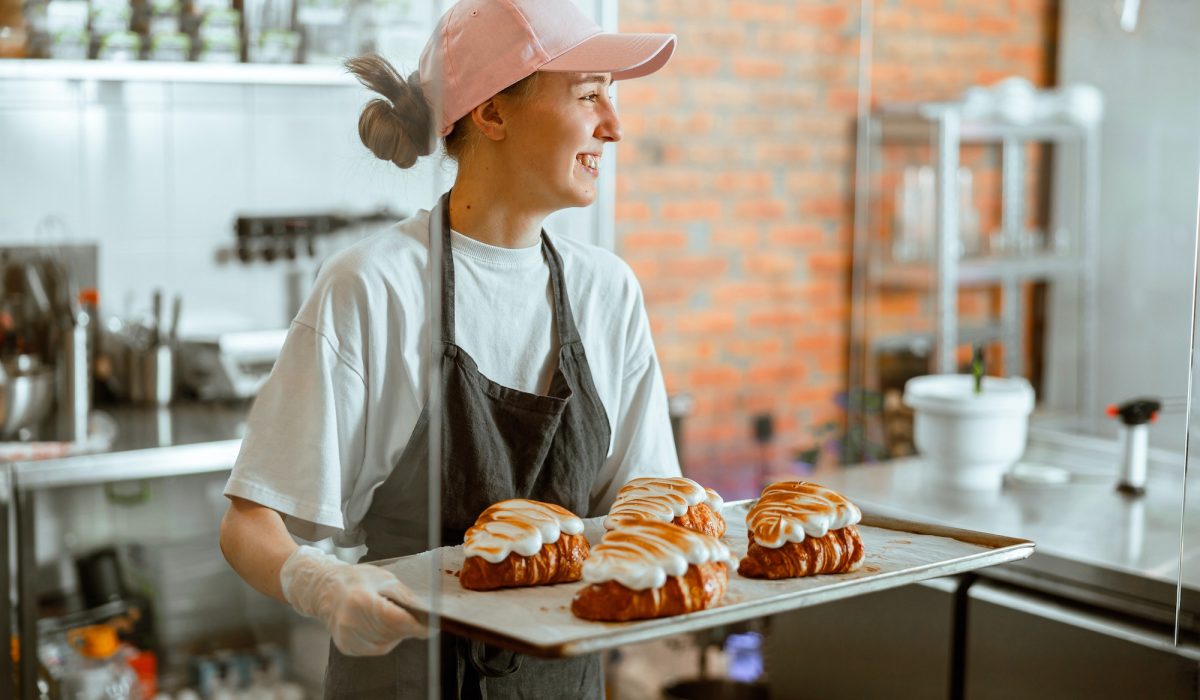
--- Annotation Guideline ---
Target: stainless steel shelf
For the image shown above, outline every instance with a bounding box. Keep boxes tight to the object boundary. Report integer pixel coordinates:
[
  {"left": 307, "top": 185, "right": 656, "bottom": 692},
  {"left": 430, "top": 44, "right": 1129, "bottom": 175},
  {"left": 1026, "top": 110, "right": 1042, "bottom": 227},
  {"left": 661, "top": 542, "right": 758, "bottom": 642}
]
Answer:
[
  {"left": 0, "top": 59, "right": 356, "bottom": 85},
  {"left": 877, "top": 105, "right": 1088, "bottom": 144},
  {"left": 869, "top": 323, "right": 1006, "bottom": 353},
  {"left": 872, "top": 253, "right": 1083, "bottom": 289},
  {"left": 11, "top": 439, "right": 240, "bottom": 490}
]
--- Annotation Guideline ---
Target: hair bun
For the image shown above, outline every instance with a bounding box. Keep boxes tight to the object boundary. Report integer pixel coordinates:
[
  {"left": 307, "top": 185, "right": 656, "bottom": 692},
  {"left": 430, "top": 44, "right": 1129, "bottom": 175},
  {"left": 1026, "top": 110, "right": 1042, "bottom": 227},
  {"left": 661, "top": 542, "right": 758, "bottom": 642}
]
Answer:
[{"left": 345, "top": 55, "right": 436, "bottom": 169}]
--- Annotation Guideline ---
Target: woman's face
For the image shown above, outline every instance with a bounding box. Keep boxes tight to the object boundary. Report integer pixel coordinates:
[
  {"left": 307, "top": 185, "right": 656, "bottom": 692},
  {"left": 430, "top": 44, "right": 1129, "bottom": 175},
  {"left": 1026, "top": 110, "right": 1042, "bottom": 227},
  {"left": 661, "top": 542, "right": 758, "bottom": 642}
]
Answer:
[{"left": 499, "top": 71, "right": 623, "bottom": 211}]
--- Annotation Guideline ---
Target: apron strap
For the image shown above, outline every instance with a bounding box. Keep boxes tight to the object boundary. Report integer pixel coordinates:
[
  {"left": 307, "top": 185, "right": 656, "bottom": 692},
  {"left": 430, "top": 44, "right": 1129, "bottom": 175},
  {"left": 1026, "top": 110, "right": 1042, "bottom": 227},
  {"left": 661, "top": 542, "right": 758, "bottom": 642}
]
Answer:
[
  {"left": 540, "top": 232, "right": 582, "bottom": 347},
  {"left": 434, "top": 191, "right": 456, "bottom": 346}
]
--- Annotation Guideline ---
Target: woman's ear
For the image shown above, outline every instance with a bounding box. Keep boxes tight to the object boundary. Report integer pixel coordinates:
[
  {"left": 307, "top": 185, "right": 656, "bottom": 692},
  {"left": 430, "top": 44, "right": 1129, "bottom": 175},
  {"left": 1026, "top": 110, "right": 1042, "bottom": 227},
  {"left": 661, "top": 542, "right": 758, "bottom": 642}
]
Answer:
[{"left": 469, "top": 97, "right": 507, "bottom": 141}]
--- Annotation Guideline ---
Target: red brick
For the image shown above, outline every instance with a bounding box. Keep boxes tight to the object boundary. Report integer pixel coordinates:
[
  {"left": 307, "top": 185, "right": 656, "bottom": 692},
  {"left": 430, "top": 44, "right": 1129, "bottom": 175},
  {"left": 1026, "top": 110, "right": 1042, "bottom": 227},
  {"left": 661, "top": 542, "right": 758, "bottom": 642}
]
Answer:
[
  {"left": 730, "top": 2, "right": 790, "bottom": 22},
  {"left": 747, "top": 362, "right": 807, "bottom": 386},
  {"left": 688, "top": 364, "right": 742, "bottom": 389},
  {"left": 767, "top": 225, "right": 825, "bottom": 247},
  {"left": 734, "top": 56, "right": 787, "bottom": 80},
  {"left": 662, "top": 199, "right": 722, "bottom": 221},
  {"left": 795, "top": 5, "right": 850, "bottom": 28},
  {"left": 748, "top": 309, "right": 809, "bottom": 329},
  {"left": 710, "top": 225, "right": 762, "bottom": 248},
  {"left": 743, "top": 252, "right": 796, "bottom": 277},
  {"left": 808, "top": 250, "right": 851, "bottom": 274},
  {"left": 662, "top": 255, "right": 729, "bottom": 279},
  {"left": 715, "top": 170, "right": 774, "bottom": 191},
  {"left": 710, "top": 281, "right": 774, "bottom": 305},
  {"left": 677, "top": 310, "right": 738, "bottom": 335},
  {"left": 616, "top": 200, "right": 652, "bottom": 221},
  {"left": 621, "top": 228, "right": 689, "bottom": 252},
  {"left": 734, "top": 198, "right": 788, "bottom": 220}
]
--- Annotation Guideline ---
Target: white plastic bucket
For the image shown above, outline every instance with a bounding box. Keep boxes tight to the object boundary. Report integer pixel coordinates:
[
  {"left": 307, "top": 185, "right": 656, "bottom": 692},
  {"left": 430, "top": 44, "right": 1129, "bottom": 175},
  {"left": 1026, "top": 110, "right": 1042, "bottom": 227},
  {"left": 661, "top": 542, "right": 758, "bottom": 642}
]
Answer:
[{"left": 902, "top": 374, "right": 1035, "bottom": 490}]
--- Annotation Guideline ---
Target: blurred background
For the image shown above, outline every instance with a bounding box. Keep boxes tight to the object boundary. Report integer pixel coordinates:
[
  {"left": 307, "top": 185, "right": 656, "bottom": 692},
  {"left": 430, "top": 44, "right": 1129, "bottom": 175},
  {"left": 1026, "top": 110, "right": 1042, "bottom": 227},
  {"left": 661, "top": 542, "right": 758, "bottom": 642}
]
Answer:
[{"left": 1, "top": 0, "right": 1199, "bottom": 698}]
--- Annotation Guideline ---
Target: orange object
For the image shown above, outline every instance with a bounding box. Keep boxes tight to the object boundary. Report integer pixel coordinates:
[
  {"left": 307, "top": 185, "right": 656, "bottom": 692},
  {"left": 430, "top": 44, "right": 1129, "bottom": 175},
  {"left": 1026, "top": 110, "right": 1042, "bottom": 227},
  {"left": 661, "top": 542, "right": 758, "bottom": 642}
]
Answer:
[
  {"left": 68, "top": 624, "right": 120, "bottom": 659},
  {"left": 79, "top": 287, "right": 100, "bottom": 307}
]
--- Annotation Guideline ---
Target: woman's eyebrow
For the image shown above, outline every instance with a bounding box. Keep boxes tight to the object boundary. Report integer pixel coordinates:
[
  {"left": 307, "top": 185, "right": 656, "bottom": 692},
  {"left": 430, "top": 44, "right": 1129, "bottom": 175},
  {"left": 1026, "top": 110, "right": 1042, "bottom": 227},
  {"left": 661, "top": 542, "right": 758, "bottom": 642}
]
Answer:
[{"left": 572, "top": 73, "right": 613, "bottom": 87}]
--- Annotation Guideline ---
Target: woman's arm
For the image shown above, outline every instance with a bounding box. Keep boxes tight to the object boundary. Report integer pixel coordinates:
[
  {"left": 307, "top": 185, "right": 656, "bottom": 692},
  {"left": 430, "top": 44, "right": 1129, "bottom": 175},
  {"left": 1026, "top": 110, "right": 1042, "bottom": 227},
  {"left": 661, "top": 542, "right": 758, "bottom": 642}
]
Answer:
[
  {"left": 219, "top": 495, "right": 427, "bottom": 656},
  {"left": 219, "top": 496, "right": 297, "bottom": 603}
]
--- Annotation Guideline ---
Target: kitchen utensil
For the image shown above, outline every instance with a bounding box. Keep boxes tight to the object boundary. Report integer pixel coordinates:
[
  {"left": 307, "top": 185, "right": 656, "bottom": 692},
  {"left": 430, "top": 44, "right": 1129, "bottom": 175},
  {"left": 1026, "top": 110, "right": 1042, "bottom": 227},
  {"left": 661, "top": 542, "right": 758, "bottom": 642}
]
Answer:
[
  {"left": 129, "top": 344, "right": 174, "bottom": 406},
  {"left": 0, "top": 356, "right": 55, "bottom": 438}
]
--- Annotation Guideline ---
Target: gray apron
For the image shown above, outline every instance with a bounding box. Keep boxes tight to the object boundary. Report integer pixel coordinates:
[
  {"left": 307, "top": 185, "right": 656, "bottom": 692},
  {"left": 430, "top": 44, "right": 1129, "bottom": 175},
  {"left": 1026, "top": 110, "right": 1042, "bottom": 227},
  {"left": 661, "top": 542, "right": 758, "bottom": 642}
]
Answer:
[{"left": 324, "top": 193, "right": 612, "bottom": 699}]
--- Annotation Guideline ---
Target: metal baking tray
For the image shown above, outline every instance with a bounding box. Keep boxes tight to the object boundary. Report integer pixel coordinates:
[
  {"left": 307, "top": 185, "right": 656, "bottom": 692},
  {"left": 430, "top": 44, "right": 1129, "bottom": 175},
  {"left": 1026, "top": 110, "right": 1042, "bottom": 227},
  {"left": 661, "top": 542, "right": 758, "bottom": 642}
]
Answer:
[{"left": 377, "top": 499, "right": 1035, "bottom": 658}]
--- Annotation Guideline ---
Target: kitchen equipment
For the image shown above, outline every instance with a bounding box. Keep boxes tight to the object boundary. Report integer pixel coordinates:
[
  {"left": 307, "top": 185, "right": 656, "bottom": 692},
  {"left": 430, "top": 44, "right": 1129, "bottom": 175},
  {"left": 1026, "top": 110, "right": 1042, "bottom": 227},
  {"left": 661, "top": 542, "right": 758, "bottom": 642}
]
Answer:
[
  {"left": 178, "top": 328, "right": 287, "bottom": 400},
  {"left": 0, "top": 355, "right": 55, "bottom": 438},
  {"left": 128, "top": 343, "right": 174, "bottom": 406},
  {"left": 902, "top": 374, "right": 1036, "bottom": 490},
  {"left": 1107, "top": 397, "right": 1163, "bottom": 496}
]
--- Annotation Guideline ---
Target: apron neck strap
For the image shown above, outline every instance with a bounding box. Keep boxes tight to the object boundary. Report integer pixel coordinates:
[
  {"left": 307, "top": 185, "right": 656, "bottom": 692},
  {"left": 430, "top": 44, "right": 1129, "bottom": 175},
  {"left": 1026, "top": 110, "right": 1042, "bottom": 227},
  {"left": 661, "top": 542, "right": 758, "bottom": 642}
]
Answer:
[{"left": 433, "top": 191, "right": 583, "bottom": 348}]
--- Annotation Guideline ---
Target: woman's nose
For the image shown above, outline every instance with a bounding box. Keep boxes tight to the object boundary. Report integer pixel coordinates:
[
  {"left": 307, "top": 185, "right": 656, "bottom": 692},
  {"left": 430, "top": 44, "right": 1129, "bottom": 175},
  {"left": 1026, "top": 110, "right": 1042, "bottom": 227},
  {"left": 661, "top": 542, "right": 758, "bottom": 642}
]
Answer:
[{"left": 597, "top": 104, "right": 623, "bottom": 143}]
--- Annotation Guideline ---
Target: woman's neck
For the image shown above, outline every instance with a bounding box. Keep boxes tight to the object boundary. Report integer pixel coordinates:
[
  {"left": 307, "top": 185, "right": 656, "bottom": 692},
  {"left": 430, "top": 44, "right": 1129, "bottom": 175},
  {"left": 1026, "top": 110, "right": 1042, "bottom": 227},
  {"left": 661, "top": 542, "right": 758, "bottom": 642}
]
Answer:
[{"left": 447, "top": 177, "right": 546, "bottom": 249}]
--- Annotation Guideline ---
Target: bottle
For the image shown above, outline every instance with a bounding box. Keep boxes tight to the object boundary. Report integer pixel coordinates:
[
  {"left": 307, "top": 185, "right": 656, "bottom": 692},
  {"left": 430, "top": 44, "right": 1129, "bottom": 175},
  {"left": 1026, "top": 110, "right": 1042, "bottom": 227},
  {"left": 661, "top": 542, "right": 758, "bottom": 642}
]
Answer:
[
  {"left": 60, "top": 624, "right": 140, "bottom": 700},
  {"left": 56, "top": 302, "right": 91, "bottom": 443}
]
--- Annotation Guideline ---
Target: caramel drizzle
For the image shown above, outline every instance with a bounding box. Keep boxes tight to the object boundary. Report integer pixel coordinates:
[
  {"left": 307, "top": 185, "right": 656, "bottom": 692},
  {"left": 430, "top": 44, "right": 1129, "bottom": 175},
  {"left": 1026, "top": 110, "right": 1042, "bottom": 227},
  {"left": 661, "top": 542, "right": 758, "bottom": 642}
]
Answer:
[
  {"left": 747, "top": 481, "right": 861, "bottom": 548},
  {"left": 585, "top": 520, "right": 731, "bottom": 588},
  {"left": 605, "top": 477, "right": 724, "bottom": 529},
  {"left": 464, "top": 499, "right": 582, "bottom": 560}
]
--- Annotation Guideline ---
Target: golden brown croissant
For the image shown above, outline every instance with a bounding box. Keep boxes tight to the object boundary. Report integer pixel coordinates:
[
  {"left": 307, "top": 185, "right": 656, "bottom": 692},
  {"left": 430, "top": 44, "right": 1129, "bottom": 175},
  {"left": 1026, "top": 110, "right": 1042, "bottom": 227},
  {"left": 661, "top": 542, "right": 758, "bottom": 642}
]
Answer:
[
  {"left": 571, "top": 561, "right": 729, "bottom": 622},
  {"left": 570, "top": 520, "right": 732, "bottom": 621},
  {"left": 738, "top": 526, "right": 865, "bottom": 578},
  {"left": 460, "top": 533, "right": 589, "bottom": 591},
  {"left": 605, "top": 476, "right": 727, "bottom": 538},
  {"left": 459, "top": 499, "right": 588, "bottom": 591},
  {"left": 737, "top": 480, "right": 866, "bottom": 579}
]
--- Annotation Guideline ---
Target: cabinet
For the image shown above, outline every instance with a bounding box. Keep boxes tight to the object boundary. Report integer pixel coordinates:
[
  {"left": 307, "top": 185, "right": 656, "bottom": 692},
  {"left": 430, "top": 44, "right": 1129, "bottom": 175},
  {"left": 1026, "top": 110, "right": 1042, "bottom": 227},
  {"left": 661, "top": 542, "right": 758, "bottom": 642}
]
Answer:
[{"left": 849, "top": 100, "right": 1101, "bottom": 449}]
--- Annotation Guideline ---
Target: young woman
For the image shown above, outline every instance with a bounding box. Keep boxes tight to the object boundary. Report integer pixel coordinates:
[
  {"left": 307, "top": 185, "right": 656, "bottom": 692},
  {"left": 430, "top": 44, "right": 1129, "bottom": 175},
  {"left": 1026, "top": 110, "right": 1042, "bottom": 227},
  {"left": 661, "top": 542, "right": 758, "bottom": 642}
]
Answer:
[{"left": 219, "top": 0, "right": 678, "bottom": 697}]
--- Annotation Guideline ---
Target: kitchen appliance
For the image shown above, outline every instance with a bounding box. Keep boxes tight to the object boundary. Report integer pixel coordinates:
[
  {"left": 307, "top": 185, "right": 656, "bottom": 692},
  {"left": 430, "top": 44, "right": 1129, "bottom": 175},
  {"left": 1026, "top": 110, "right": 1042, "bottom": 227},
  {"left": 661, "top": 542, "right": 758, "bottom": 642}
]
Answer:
[
  {"left": 177, "top": 328, "right": 288, "bottom": 400},
  {"left": 0, "top": 243, "right": 98, "bottom": 441}
]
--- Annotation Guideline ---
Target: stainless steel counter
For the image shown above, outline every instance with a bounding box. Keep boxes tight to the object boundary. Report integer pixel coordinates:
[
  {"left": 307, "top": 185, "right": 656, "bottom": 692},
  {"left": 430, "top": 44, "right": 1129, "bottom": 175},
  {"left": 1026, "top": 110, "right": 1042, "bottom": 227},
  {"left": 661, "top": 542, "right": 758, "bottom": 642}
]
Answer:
[
  {"left": 8, "top": 401, "right": 250, "bottom": 489},
  {"left": 812, "top": 441, "right": 1200, "bottom": 628}
]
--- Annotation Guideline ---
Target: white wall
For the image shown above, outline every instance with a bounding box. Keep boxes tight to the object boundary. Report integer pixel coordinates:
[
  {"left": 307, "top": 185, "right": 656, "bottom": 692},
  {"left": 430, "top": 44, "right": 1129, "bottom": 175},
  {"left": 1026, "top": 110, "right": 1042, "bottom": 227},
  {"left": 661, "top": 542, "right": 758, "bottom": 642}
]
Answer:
[{"left": 0, "top": 76, "right": 445, "bottom": 332}]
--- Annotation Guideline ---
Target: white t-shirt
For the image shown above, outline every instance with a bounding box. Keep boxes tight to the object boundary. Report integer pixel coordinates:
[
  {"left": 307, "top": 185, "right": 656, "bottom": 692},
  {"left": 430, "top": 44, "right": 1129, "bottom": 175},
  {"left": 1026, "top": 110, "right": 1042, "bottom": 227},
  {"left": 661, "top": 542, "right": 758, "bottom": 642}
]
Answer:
[{"left": 224, "top": 208, "right": 681, "bottom": 546}]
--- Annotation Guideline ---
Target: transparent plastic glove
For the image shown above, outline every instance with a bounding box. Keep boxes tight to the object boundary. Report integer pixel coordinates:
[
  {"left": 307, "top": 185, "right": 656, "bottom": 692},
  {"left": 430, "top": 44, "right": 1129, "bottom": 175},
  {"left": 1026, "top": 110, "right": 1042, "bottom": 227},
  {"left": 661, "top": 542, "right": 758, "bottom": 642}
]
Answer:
[{"left": 280, "top": 545, "right": 428, "bottom": 656}]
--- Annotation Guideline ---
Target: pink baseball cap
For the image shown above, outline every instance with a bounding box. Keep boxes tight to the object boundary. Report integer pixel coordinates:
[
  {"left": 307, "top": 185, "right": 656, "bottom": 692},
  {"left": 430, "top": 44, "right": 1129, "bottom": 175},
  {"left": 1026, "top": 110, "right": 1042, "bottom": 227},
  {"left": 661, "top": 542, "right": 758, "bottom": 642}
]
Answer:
[{"left": 418, "top": 0, "right": 677, "bottom": 136}]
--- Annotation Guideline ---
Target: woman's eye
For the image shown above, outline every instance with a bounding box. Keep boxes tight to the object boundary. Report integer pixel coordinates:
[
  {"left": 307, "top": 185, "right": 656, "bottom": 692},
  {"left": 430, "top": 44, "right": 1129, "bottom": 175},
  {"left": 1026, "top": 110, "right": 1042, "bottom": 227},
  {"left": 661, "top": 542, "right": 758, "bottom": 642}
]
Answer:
[{"left": 582, "top": 93, "right": 599, "bottom": 102}]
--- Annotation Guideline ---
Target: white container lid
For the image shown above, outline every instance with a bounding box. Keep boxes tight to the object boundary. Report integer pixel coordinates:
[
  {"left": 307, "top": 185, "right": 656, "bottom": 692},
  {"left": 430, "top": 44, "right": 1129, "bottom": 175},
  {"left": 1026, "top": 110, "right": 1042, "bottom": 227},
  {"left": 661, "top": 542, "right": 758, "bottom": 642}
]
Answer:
[{"left": 903, "top": 374, "right": 1035, "bottom": 416}]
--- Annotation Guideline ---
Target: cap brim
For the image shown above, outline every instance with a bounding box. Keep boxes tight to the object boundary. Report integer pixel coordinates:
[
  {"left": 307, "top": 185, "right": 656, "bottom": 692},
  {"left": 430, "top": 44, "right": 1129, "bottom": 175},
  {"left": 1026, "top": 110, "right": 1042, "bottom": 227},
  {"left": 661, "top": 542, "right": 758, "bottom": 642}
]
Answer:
[{"left": 540, "top": 32, "right": 676, "bottom": 81}]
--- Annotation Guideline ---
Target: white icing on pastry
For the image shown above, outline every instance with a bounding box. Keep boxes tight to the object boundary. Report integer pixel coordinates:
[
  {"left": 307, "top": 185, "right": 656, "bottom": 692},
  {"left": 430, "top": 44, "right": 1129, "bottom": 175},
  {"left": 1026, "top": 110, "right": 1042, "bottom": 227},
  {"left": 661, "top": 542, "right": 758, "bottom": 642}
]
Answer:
[
  {"left": 604, "top": 476, "right": 725, "bottom": 530},
  {"left": 747, "top": 480, "right": 862, "bottom": 549},
  {"left": 582, "top": 520, "right": 733, "bottom": 590},
  {"left": 463, "top": 499, "right": 584, "bottom": 564}
]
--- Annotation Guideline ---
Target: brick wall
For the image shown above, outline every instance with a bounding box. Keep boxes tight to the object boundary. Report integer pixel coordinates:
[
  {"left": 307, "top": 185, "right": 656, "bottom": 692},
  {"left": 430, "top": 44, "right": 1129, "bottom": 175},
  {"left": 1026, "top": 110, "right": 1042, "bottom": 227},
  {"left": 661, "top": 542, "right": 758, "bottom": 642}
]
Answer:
[{"left": 615, "top": 0, "right": 1057, "bottom": 498}]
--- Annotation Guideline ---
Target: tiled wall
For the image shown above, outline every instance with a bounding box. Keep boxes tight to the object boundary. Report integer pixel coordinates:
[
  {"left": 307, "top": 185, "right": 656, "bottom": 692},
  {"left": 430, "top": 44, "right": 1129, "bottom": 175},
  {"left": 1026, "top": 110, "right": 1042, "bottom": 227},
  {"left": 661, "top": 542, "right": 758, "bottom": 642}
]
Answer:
[
  {"left": 0, "top": 77, "right": 444, "bottom": 332},
  {"left": 615, "top": 0, "right": 1056, "bottom": 496}
]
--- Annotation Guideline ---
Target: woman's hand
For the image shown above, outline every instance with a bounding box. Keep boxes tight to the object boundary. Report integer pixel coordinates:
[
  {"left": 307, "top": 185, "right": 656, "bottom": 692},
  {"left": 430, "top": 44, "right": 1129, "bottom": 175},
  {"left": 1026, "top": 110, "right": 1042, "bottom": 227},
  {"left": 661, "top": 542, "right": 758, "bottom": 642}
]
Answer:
[{"left": 280, "top": 545, "right": 429, "bottom": 656}]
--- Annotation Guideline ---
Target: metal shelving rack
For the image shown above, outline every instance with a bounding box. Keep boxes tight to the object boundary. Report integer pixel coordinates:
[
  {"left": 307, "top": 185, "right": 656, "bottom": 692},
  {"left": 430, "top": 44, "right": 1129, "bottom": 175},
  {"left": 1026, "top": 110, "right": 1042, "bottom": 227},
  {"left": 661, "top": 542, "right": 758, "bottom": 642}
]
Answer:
[{"left": 849, "top": 99, "right": 1101, "bottom": 438}]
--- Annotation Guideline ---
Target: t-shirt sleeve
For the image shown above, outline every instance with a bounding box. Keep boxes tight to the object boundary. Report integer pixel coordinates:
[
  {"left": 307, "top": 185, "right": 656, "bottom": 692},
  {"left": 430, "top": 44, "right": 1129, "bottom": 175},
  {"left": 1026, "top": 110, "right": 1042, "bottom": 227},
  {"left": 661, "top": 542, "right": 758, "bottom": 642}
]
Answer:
[
  {"left": 588, "top": 273, "right": 682, "bottom": 515},
  {"left": 223, "top": 320, "right": 368, "bottom": 543}
]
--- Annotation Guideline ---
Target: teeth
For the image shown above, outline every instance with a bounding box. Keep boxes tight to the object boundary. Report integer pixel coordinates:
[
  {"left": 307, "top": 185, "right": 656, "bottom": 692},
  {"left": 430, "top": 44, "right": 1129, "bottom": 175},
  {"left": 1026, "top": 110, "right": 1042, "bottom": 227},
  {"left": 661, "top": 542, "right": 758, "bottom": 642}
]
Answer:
[{"left": 578, "top": 154, "right": 599, "bottom": 170}]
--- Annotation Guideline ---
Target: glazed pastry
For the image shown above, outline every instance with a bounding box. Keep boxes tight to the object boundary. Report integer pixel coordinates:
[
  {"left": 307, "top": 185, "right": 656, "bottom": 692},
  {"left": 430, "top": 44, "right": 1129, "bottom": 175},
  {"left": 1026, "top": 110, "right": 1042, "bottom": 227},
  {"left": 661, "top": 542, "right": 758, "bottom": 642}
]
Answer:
[
  {"left": 604, "top": 476, "right": 727, "bottom": 538},
  {"left": 738, "top": 480, "right": 866, "bottom": 579},
  {"left": 459, "top": 499, "right": 589, "bottom": 591},
  {"left": 571, "top": 520, "right": 732, "bottom": 622}
]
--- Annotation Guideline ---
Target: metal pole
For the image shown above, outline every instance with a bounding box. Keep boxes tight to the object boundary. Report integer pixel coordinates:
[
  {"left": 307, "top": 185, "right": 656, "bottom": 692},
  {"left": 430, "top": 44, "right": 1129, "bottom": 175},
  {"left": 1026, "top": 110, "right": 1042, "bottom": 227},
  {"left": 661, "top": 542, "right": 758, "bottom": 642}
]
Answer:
[
  {"left": 934, "top": 110, "right": 961, "bottom": 373},
  {"left": 0, "top": 464, "right": 13, "bottom": 700},
  {"left": 15, "top": 486, "right": 35, "bottom": 699}
]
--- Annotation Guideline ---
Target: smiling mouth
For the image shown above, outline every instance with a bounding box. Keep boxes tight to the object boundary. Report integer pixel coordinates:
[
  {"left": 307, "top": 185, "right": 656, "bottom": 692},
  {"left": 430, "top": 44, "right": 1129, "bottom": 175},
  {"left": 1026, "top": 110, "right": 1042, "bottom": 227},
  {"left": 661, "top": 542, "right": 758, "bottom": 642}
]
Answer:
[{"left": 577, "top": 154, "right": 600, "bottom": 174}]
